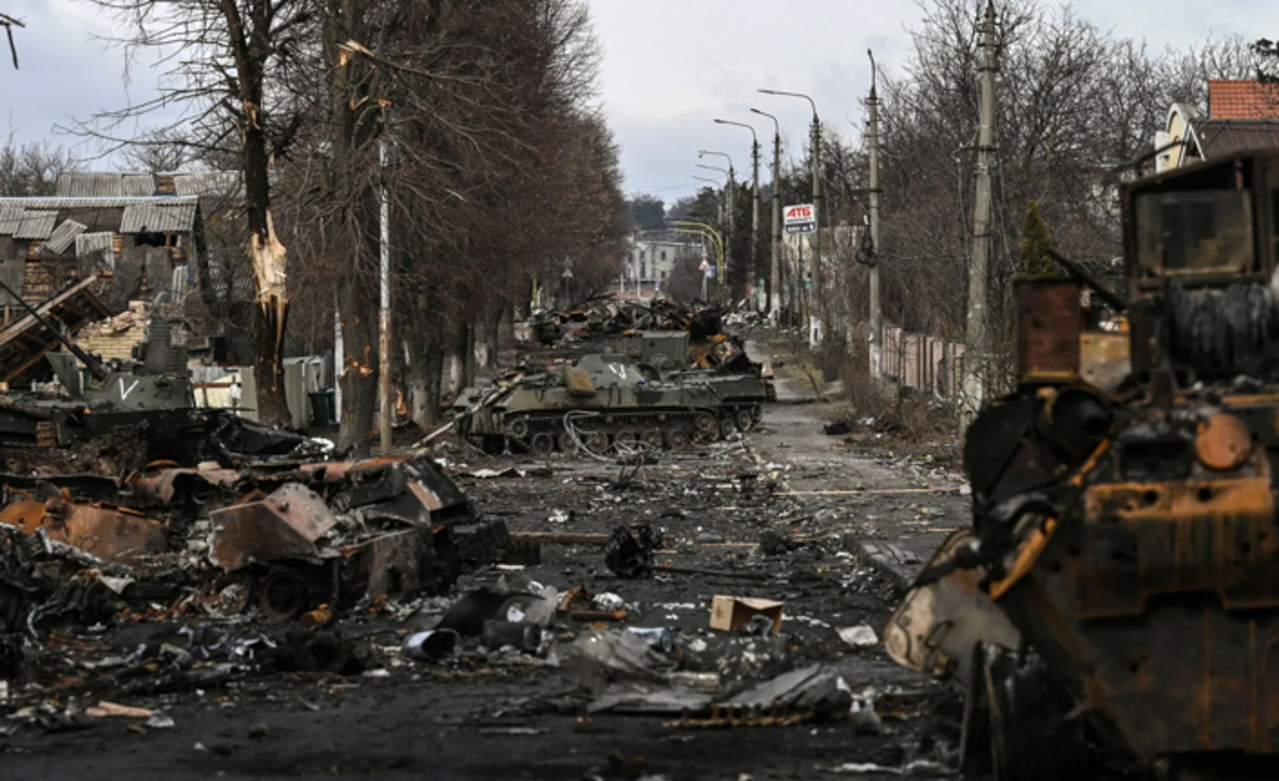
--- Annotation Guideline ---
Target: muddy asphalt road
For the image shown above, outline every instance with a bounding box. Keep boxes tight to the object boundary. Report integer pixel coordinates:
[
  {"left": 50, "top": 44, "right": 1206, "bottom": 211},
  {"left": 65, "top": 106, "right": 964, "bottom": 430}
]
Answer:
[{"left": 0, "top": 344, "right": 974, "bottom": 781}]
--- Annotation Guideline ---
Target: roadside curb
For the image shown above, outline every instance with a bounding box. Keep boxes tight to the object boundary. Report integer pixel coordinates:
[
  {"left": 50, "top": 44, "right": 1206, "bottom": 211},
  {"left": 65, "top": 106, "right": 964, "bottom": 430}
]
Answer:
[{"left": 843, "top": 536, "right": 923, "bottom": 598}]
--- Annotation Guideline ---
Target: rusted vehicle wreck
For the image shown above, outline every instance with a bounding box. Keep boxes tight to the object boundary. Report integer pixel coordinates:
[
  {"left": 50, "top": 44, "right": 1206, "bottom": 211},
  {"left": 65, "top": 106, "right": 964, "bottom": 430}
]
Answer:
[{"left": 887, "top": 150, "right": 1279, "bottom": 778}]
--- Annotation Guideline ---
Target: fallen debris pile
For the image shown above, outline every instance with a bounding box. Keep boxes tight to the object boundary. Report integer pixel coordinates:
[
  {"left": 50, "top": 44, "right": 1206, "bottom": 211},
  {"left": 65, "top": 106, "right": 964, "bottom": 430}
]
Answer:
[{"left": 0, "top": 453, "right": 478, "bottom": 687}]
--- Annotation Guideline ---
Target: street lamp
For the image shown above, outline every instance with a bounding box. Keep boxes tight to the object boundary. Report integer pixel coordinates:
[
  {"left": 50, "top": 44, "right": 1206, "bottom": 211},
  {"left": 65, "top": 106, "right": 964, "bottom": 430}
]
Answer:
[
  {"left": 714, "top": 119, "right": 762, "bottom": 312},
  {"left": 695, "top": 165, "right": 730, "bottom": 233},
  {"left": 751, "top": 108, "right": 783, "bottom": 318},
  {"left": 697, "top": 151, "right": 736, "bottom": 292},
  {"left": 759, "top": 87, "right": 823, "bottom": 346}
]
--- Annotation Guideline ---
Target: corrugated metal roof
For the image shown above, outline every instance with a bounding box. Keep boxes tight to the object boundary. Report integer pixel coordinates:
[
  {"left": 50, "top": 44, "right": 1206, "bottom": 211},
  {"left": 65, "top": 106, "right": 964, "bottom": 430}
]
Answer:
[
  {"left": 75, "top": 232, "right": 116, "bottom": 271},
  {"left": 120, "top": 199, "right": 198, "bottom": 233},
  {"left": 0, "top": 196, "right": 198, "bottom": 210},
  {"left": 121, "top": 174, "right": 155, "bottom": 196},
  {"left": 56, "top": 172, "right": 159, "bottom": 197},
  {"left": 1191, "top": 119, "right": 1279, "bottom": 160},
  {"left": 0, "top": 206, "right": 21, "bottom": 235},
  {"left": 14, "top": 211, "right": 57, "bottom": 240},
  {"left": 75, "top": 232, "right": 115, "bottom": 257},
  {"left": 174, "top": 171, "right": 240, "bottom": 196},
  {"left": 42, "top": 219, "right": 88, "bottom": 254},
  {"left": 57, "top": 173, "right": 125, "bottom": 197}
]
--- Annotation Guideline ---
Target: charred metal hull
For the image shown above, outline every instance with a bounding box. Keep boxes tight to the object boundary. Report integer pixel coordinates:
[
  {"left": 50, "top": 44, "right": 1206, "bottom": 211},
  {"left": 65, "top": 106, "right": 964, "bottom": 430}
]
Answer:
[{"left": 455, "top": 353, "right": 764, "bottom": 454}]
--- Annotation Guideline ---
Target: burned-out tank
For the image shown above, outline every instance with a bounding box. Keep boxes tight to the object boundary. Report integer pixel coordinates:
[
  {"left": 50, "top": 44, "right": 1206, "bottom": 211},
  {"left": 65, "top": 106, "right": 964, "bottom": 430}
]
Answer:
[
  {"left": 455, "top": 344, "right": 764, "bottom": 454},
  {"left": 0, "top": 293, "right": 305, "bottom": 469},
  {"left": 884, "top": 150, "right": 1279, "bottom": 779}
]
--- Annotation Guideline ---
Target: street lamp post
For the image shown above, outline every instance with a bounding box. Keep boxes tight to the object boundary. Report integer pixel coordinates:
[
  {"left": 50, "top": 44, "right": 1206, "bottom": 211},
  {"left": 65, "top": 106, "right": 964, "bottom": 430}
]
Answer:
[
  {"left": 867, "top": 51, "right": 883, "bottom": 383},
  {"left": 760, "top": 88, "right": 822, "bottom": 347},
  {"left": 714, "top": 120, "right": 761, "bottom": 311},
  {"left": 699, "top": 150, "right": 736, "bottom": 296},
  {"left": 750, "top": 108, "right": 782, "bottom": 319}
]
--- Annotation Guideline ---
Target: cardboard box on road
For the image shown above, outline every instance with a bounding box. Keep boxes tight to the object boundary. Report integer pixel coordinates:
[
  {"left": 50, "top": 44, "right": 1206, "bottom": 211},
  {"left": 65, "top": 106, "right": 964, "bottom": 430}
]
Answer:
[{"left": 709, "top": 596, "right": 784, "bottom": 634}]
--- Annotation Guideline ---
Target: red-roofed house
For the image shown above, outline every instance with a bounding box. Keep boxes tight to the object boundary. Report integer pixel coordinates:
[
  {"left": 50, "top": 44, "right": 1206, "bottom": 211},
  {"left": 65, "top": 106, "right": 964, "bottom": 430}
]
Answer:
[{"left": 1156, "top": 79, "right": 1279, "bottom": 171}]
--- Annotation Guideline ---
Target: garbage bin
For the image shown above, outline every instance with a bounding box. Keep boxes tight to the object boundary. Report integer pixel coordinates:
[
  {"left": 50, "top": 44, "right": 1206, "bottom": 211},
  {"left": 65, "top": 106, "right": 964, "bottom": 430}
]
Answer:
[{"left": 309, "top": 388, "right": 336, "bottom": 427}]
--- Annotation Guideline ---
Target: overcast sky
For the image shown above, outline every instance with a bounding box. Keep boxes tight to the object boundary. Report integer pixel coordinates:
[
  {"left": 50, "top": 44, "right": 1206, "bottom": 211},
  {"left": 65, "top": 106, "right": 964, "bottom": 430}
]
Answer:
[{"left": 2, "top": 1, "right": 1272, "bottom": 199}]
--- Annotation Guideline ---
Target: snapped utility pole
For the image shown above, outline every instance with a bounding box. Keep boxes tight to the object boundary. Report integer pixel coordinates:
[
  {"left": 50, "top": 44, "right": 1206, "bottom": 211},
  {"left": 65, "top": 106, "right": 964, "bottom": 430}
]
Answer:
[
  {"left": 867, "top": 50, "right": 883, "bottom": 382},
  {"left": 961, "top": 1, "right": 998, "bottom": 430}
]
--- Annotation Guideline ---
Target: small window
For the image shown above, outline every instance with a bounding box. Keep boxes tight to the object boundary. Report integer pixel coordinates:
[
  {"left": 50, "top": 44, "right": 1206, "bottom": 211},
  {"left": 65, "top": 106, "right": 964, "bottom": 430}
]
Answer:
[
  {"left": 660, "top": 271, "right": 667, "bottom": 281},
  {"left": 639, "top": 251, "right": 646, "bottom": 261},
  {"left": 640, "top": 261, "right": 647, "bottom": 280},
  {"left": 1136, "top": 190, "right": 1253, "bottom": 276},
  {"left": 661, "top": 250, "right": 667, "bottom": 261}
]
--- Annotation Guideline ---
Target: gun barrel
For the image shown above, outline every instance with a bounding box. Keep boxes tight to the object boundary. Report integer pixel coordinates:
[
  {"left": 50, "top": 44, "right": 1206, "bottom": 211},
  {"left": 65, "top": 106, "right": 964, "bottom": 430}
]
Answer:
[{"left": 1048, "top": 249, "right": 1128, "bottom": 313}]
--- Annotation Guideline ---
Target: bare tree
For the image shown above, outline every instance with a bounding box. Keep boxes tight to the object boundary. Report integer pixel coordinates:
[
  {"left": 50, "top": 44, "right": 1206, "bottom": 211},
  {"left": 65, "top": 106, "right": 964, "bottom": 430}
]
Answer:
[
  {"left": 75, "top": 0, "right": 318, "bottom": 425},
  {"left": 867, "top": 0, "right": 1258, "bottom": 389},
  {"left": 0, "top": 137, "right": 79, "bottom": 196}
]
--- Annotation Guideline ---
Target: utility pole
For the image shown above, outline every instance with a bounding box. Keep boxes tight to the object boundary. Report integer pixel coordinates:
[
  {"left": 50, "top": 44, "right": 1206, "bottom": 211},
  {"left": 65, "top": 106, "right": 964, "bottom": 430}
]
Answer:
[
  {"left": 751, "top": 108, "right": 783, "bottom": 318},
  {"left": 961, "top": 1, "right": 998, "bottom": 430},
  {"left": 809, "top": 112, "right": 822, "bottom": 347},
  {"left": 377, "top": 138, "right": 393, "bottom": 452},
  {"left": 867, "top": 51, "right": 883, "bottom": 382}
]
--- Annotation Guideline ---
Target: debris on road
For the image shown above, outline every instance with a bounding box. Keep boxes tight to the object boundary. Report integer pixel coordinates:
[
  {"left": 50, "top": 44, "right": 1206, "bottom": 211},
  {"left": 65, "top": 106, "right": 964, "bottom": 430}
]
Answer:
[{"left": 709, "top": 596, "right": 784, "bottom": 634}]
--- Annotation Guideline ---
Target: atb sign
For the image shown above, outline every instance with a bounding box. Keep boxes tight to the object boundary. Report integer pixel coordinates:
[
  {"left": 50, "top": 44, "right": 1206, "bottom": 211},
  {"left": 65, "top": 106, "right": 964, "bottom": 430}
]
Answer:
[{"left": 784, "top": 204, "right": 816, "bottom": 235}]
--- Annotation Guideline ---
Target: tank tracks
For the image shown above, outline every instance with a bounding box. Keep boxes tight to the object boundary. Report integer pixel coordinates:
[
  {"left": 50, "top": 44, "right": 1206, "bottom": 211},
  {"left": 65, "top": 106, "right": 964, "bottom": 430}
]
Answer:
[{"left": 471, "top": 403, "right": 763, "bottom": 455}]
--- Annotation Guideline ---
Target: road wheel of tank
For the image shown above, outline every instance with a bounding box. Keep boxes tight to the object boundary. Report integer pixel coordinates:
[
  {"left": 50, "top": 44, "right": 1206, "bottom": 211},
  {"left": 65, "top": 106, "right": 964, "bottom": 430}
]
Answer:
[
  {"left": 259, "top": 570, "right": 310, "bottom": 622},
  {"left": 735, "top": 408, "right": 754, "bottom": 432},
  {"left": 507, "top": 418, "right": 530, "bottom": 440},
  {"left": 641, "top": 429, "right": 665, "bottom": 449},
  {"left": 666, "top": 429, "right": 692, "bottom": 451},
  {"left": 693, "top": 412, "right": 717, "bottom": 437},
  {"left": 613, "top": 431, "right": 639, "bottom": 449},
  {"left": 719, "top": 417, "right": 737, "bottom": 439},
  {"left": 557, "top": 431, "right": 579, "bottom": 455},
  {"left": 983, "top": 645, "right": 1090, "bottom": 781},
  {"left": 529, "top": 431, "right": 555, "bottom": 455}
]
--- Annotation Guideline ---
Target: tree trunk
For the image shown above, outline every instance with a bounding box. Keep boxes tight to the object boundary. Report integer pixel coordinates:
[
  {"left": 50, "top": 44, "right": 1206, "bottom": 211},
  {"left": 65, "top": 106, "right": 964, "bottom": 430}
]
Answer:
[
  {"left": 252, "top": 295, "right": 290, "bottom": 426},
  {"left": 337, "top": 278, "right": 378, "bottom": 453},
  {"left": 485, "top": 298, "right": 504, "bottom": 369}
]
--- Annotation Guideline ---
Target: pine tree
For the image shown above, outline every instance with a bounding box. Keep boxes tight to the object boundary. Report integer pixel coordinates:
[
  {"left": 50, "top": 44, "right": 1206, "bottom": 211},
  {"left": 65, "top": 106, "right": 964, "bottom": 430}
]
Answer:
[{"left": 1019, "top": 200, "right": 1056, "bottom": 277}]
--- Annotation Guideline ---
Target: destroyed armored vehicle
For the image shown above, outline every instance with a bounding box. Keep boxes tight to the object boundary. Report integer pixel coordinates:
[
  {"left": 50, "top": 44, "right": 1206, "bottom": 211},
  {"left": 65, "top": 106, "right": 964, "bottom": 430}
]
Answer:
[
  {"left": 639, "top": 330, "right": 771, "bottom": 425},
  {"left": 885, "top": 150, "right": 1279, "bottom": 779},
  {"left": 456, "top": 355, "right": 753, "bottom": 455},
  {"left": 0, "top": 289, "right": 305, "bottom": 470}
]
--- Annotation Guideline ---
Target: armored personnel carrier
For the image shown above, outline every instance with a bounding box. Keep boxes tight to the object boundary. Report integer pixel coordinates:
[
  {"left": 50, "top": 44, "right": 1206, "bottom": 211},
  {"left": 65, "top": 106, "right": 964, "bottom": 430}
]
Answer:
[
  {"left": 0, "top": 288, "right": 305, "bottom": 470},
  {"left": 638, "top": 330, "right": 769, "bottom": 431},
  {"left": 456, "top": 351, "right": 739, "bottom": 454},
  {"left": 884, "top": 151, "right": 1279, "bottom": 779}
]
